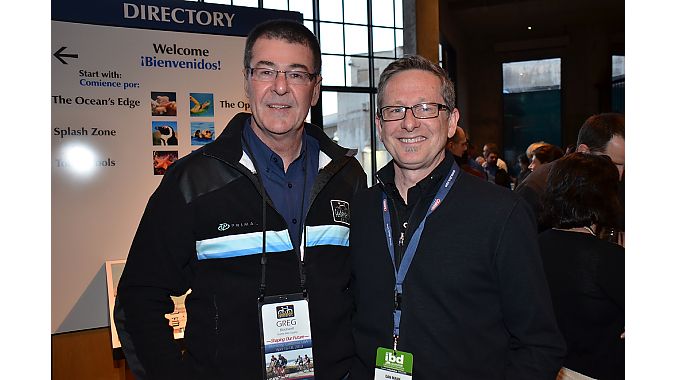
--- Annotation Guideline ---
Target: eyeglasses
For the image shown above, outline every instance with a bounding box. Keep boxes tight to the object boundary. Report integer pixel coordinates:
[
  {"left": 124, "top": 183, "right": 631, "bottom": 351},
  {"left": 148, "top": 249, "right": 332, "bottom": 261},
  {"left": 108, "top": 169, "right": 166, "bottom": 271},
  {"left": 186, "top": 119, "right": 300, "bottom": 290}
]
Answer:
[
  {"left": 378, "top": 102, "right": 449, "bottom": 121},
  {"left": 247, "top": 67, "right": 317, "bottom": 85}
]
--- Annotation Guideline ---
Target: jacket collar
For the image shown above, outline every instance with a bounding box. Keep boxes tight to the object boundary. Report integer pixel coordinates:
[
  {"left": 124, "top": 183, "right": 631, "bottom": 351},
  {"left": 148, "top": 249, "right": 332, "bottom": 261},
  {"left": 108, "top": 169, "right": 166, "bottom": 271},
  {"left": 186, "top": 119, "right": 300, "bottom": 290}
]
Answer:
[
  {"left": 376, "top": 150, "right": 456, "bottom": 195},
  {"left": 202, "top": 112, "right": 354, "bottom": 168}
]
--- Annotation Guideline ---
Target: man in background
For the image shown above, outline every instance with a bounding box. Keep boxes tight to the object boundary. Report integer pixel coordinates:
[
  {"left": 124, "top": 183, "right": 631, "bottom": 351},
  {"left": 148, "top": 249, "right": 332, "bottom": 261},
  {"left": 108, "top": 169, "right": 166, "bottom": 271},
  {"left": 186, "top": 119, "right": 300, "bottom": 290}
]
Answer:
[
  {"left": 447, "top": 125, "right": 486, "bottom": 178},
  {"left": 483, "top": 142, "right": 509, "bottom": 172},
  {"left": 483, "top": 143, "right": 512, "bottom": 187},
  {"left": 516, "top": 113, "right": 625, "bottom": 231}
]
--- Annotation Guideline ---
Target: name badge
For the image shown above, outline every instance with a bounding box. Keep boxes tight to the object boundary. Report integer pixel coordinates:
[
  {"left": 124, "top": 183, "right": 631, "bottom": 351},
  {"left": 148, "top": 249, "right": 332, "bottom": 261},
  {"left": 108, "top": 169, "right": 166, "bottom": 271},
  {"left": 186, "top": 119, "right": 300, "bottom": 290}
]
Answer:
[
  {"left": 374, "top": 347, "right": 413, "bottom": 380},
  {"left": 259, "top": 293, "right": 314, "bottom": 379}
]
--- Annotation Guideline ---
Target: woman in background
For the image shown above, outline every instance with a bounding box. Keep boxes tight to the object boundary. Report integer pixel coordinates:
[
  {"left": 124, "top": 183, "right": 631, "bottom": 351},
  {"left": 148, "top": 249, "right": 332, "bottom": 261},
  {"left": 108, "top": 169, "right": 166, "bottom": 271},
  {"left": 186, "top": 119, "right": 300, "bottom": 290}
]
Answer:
[
  {"left": 529, "top": 144, "right": 564, "bottom": 172},
  {"left": 539, "top": 153, "right": 624, "bottom": 380}
]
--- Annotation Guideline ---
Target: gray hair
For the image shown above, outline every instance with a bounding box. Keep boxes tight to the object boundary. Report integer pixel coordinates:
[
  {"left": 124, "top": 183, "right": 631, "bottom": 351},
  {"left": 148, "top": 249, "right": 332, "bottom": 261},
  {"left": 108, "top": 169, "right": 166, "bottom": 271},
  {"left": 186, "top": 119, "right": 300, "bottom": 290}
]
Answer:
[
  {"left": 377, "top": 55, "right": 456, "bottom": 111},
  {"left": 244, "top": 19, "right": 321, "bottom": 74}
]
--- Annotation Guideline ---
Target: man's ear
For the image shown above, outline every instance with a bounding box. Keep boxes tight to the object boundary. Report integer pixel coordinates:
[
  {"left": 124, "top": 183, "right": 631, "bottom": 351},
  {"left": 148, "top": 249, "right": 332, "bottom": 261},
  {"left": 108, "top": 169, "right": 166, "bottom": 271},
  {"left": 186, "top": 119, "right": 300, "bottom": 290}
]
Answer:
[
  {"left": 243, "top": 68, "right": 251, "bottom": 99},
  {"left": 576, "top": 143, "right": 590, "bottom": 153},
  {"left": 310, "top": 75, "right": 322, "bottom": 106},
  {"left": 376, "top": 116, "right": 383, "bottom": 142},
  {"left": 447, "top": 108, "right": 460, "bottom": 139}
]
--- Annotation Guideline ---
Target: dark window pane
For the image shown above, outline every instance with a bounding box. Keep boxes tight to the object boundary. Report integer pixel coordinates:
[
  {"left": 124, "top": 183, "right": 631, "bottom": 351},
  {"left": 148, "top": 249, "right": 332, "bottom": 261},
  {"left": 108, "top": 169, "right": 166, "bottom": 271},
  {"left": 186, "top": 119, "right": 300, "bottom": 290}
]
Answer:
[
  {"left": 502, "top": 58, "right": 561, "bottom": 93},
  {"left": 502, "top": 59, "right": 562, "bottom": 173},
  {"left": 612, "top": 55, "right": 624, "bottom": 113}
]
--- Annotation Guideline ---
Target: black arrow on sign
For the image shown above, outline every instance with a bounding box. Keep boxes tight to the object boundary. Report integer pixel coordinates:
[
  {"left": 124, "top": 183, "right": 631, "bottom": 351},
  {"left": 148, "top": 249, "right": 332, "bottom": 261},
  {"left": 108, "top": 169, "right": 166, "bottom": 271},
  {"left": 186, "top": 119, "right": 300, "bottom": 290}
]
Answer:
[{"left": 54, "top": 47, "right": 79, "bottom": 64}]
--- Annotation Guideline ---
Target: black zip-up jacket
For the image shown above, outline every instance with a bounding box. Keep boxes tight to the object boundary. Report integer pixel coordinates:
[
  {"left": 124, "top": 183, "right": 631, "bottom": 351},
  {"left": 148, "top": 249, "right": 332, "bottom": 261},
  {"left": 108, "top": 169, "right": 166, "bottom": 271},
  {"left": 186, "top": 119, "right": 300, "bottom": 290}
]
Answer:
[
  {"left": 349, "top": 154, "right": 566, "bottom": 379},
  {"left": 115, "top": 113, "right": 366, "bottom": 379}
]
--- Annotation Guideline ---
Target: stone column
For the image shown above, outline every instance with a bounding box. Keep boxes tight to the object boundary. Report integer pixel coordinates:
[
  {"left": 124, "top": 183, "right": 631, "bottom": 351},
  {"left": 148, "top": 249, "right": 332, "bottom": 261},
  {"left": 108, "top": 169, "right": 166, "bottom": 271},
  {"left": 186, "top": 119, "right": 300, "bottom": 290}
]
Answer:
[{"left": 404, "top": 0, "right": 439, "bottom": 63}]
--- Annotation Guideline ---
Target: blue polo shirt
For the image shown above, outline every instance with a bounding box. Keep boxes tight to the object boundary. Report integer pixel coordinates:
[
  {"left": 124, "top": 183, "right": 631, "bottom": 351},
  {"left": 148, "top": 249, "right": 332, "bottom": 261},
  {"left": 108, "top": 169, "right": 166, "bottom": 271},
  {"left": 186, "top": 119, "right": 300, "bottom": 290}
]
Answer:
[{"left": 242, "top": 118, "right": 319, "bottom": 251}]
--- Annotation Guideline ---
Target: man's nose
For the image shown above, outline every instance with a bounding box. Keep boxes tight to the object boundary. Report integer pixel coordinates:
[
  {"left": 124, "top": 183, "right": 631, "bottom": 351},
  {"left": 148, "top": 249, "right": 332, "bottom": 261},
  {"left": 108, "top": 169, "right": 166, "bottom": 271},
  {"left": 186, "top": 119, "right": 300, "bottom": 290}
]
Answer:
[
  {"left": 402, "top": 109, "right": 419, "bottom": 132},
  {"left": 273, "top": 71, "right": 289, "bottom": 94}
]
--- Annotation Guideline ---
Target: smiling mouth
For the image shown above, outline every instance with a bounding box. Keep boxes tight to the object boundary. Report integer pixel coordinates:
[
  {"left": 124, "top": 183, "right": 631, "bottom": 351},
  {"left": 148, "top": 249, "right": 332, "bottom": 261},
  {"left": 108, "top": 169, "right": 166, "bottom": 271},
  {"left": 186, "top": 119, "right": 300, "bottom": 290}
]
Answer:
[
  {"left": 268, "top": 104, "right": 291, "bottom": 109},
  {"left": 399, "top": 137, "right": 426, "bottom": 143}
]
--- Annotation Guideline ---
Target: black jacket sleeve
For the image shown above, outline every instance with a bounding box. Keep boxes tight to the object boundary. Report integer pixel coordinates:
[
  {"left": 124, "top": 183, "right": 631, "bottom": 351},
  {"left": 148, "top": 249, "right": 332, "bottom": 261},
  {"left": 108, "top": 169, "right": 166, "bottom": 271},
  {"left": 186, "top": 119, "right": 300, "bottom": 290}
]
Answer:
[
  {"left": 115, "top": 172, "right": 195, "bottom": 379},
  {"left": 597, "top": 245, "right": 625, "bottom": 312},
  {"left": 494, "top": 198, "right": 567, "bottom": 379}
]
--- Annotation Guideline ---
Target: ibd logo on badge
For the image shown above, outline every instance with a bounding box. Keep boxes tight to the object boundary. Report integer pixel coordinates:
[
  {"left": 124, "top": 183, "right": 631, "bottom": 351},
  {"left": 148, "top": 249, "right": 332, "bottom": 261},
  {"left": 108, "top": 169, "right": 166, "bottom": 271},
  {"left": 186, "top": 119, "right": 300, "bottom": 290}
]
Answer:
[
  {"left": 276, "top": 305, "right": 295, "bottom": 319},
  {"left": 385, "top": 351, "right": 404, "bottom": 365}
]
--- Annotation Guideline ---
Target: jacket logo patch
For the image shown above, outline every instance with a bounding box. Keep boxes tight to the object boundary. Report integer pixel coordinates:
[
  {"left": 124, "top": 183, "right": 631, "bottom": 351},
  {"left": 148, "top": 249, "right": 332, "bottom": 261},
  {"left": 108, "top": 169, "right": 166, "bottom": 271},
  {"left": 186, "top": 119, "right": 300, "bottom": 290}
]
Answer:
[
  {"left": 331, "top": 200, "right": 350, "bottom": 225},
  {"left": 217, "top": 221, "right": 257, "bottom": 232}
]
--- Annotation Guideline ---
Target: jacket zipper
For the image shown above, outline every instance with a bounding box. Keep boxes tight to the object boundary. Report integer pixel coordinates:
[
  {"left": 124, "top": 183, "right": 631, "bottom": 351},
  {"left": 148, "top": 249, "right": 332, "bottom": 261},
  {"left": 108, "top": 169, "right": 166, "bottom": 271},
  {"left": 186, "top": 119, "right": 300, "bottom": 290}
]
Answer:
[
  {"left": 213, "top": 295, "right": 219, "bottom": 334},
  {"left": 203, "top": 151, "right": 354, "bottom": 286},
  {"left": 212, "top": 295, "right": 220, "bottom": 361}
]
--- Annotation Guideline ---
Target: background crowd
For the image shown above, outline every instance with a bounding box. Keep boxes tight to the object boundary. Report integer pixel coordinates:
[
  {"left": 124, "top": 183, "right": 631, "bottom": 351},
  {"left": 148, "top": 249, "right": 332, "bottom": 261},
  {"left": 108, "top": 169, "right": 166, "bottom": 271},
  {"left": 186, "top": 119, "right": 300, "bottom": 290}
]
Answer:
[{"left": 447, "top": 113, "right": 625, "bottom": 379}]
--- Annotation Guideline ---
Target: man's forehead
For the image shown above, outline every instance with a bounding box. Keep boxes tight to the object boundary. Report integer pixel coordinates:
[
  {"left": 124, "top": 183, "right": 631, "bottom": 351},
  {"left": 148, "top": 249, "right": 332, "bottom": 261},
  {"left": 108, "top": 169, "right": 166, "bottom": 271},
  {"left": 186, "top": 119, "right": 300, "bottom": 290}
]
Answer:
[
  {"left": 251, "top": 59, "right": 310, "bottom": 70},
  {"left": 382, "top": 70, "right": 442, "bottom": 102},
  {"left": 250, "top": 38, "right": 314, "bottom": 69}
]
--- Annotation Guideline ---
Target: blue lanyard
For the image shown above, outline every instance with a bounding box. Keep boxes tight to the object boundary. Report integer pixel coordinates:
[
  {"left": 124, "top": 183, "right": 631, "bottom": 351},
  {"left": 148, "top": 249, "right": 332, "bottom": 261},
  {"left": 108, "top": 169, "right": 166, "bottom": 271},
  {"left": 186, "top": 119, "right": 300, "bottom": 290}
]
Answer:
[{"left": 382, "top": 161, "right": 460, "bottom": 346}]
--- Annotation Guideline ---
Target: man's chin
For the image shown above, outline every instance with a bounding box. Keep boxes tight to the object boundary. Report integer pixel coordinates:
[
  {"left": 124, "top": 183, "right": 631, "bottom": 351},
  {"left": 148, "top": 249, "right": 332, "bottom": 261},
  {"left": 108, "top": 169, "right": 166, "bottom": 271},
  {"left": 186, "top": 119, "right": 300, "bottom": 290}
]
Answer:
[{"left": 253, "top": 117, "right": 297, "bottom": 136}]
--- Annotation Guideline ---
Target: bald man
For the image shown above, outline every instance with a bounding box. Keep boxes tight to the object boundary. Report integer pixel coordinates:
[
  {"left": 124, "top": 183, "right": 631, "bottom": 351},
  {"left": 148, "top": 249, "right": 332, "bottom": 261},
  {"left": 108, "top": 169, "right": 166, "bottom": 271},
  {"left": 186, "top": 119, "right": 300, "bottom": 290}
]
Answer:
[{"left": 447, "top": 126, "right": 485, "bottom": 179}]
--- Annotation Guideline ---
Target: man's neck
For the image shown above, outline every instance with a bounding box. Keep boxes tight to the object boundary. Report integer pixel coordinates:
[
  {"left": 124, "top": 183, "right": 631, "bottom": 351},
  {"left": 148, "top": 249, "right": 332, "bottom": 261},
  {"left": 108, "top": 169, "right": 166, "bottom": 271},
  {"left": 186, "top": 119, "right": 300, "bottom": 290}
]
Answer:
[
  {"left": 251, "top": 121, "right": 303, "bottom": 172},
  {"left": 393, "top": 151, "right": 445, "bottom": 204}
]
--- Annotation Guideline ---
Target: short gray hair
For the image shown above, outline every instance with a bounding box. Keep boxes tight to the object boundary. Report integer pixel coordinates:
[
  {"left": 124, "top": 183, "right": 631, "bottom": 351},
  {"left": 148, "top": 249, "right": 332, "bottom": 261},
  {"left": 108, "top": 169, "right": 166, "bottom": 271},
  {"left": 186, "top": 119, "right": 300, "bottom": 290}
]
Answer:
[
  {"left": 377, "top": 55, "right": 456, "bottom": 111},
  {"left": 244, "top": 19, "right": 321, "bottom": 74}
]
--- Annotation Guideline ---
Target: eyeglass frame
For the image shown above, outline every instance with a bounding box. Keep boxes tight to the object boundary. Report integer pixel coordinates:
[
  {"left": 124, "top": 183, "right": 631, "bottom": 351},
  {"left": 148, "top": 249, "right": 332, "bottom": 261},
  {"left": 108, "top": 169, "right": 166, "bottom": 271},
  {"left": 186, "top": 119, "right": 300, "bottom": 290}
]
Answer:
[
  {"left": 377, "top": 102, "right": 450, "bottom": 121},
  {"left": 245, "top": 67, "right": 319, "bottom": 85}
]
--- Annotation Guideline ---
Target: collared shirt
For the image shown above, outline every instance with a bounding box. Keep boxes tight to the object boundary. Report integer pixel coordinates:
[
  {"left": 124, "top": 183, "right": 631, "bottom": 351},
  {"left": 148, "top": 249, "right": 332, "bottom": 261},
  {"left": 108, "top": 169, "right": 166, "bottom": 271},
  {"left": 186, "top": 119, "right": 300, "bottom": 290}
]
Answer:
[
  {"left": 242, "top": 118, "right": 319, "bottom": 252},
  {"left": 377, "top": 152, "right": 454, "bottom": 269}
]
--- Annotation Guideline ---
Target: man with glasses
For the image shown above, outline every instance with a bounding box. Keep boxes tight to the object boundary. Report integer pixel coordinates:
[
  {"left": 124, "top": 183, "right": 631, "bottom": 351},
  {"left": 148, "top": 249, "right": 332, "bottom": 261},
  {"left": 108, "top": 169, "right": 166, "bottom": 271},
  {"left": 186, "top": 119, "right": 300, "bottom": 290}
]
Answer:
[
  {"left": 349, "top": 55, "right": 565, "bottom": 379},
  {"left": 115, "top": 19, "right": 366, "bottom": 379}
]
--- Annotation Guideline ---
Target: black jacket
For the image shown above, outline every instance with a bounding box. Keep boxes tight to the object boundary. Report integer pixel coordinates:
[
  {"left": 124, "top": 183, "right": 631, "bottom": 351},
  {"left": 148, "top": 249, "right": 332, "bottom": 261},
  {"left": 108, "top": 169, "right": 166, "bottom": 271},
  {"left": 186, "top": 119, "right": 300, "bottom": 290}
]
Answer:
[
  {"left": 515, "top": 160, "right": 556, "bottom": 231},
  {"left": 539, "top": 229, "right": 625, "bottom": 379},
  {"left": 350, "top": 155, "right": 566, "bottom": 380},
  {"left": 116, "top": 113, "right": 366, "bottom": 379}
]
